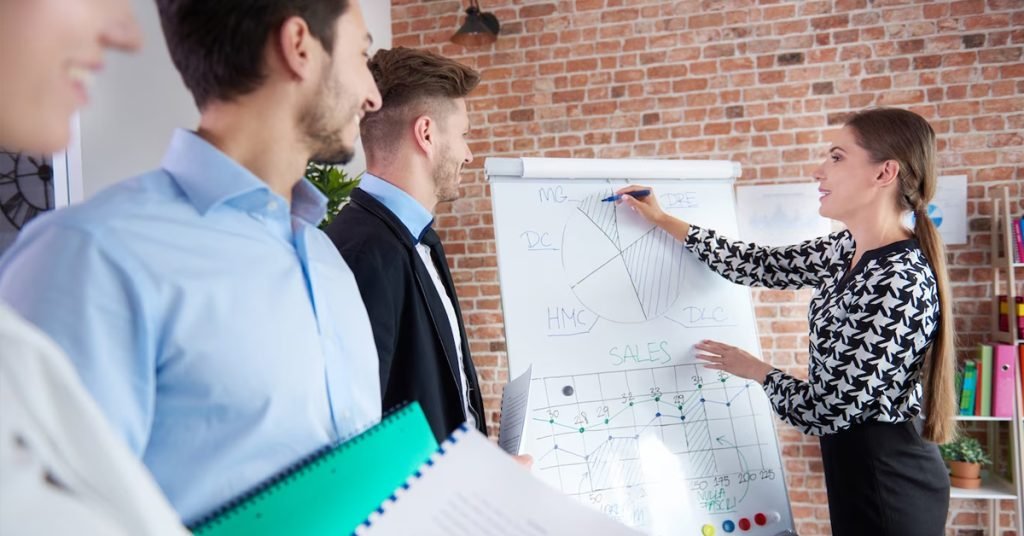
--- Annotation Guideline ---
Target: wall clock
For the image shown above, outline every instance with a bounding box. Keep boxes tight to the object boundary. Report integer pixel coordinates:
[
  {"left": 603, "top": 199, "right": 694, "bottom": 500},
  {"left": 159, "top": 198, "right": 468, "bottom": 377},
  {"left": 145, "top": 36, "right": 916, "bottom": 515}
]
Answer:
[{"left": 0, "top": 150, "right": 54, "bottom": 230}]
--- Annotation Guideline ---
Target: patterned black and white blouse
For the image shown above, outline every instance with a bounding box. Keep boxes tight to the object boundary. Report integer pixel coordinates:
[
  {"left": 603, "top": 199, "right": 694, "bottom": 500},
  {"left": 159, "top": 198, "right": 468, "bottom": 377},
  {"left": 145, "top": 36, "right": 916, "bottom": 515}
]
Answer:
[{"left": 685, "top": 225, "right": 940, "bottom": 436}]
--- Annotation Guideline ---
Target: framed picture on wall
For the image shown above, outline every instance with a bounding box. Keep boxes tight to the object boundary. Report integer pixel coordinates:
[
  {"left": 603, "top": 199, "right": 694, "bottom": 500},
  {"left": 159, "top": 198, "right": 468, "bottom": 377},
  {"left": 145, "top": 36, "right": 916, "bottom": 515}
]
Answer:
[{"left": 0, "top": 115, "right": 83, "bottom": 256}]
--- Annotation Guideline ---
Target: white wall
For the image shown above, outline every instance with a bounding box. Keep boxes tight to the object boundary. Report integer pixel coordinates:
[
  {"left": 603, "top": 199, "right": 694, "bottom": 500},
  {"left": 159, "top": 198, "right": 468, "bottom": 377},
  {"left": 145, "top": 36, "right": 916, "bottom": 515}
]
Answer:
[
  {"left": 79, "top": 0, "right": 392, "bottom": 198},
  {"left": 348, "top": 0, "right": 392, "bottom": 177},
  {"left": 79, "top": 0, "right": 195, "bottom": 198}
]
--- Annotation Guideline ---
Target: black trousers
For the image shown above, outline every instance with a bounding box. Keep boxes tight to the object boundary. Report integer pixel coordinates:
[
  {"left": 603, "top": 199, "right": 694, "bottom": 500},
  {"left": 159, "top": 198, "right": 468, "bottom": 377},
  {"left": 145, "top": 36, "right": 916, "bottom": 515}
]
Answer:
[{"left": 819, "top": 420, "right": 949, "bottom": 536}]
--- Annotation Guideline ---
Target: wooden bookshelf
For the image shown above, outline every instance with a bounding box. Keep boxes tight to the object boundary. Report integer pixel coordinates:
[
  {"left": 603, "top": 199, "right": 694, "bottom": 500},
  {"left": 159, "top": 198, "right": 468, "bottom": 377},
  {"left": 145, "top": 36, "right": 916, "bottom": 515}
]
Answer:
[
  {"left": 950, "top": 473, "right": 1018, "bottom": 500},
  {"left": 958, "top": 186, "right": 1024, "bottom": 535},
  {"left": 990, "top": 186, "right": 1021, "bottom": 347},
  {"left": 955, "top": 415, "right": 1014, "bottom": 422}
]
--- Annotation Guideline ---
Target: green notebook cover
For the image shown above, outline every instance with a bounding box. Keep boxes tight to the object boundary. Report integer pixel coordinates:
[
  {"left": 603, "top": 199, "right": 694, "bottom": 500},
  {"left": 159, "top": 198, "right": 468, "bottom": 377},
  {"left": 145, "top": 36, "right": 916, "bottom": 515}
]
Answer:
[
  {"left": 978, "top": 344, "right": 993, "bottom": 417},
  {"left": 188, "top": 402, "right": 437, "bottom": 536}
]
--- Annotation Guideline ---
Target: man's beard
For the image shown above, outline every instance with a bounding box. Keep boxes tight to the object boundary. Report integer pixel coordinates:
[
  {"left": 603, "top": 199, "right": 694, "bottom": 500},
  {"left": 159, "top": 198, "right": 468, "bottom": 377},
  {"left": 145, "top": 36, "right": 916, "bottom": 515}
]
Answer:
[
  {"left": 432, "top": 146, "right": 462, "bottom": 203},
  {"left": 308, "top": 137, "right": 354, "bottom": 166},
  {"left": 302, "top": 65, "right": 358, "bottom": 165}
]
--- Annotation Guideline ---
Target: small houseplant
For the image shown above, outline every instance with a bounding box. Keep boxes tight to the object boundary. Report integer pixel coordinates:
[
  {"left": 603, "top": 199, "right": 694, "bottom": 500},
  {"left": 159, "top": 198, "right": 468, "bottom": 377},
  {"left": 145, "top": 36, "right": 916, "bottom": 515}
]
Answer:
[
  {"left": 939, "top": 434, "right": 992, "bottom": 489},
  {"left": 305, "top": 161, "right": 361, "bottom": 230}
]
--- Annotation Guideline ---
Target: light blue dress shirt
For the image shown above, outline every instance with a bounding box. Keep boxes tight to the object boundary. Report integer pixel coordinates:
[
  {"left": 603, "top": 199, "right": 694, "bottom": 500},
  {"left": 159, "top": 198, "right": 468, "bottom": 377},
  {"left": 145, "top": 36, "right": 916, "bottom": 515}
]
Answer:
[
  {"left": 357, "top": 173, "right": 433, "bottom": 239},
  {"left": 0, "top": 129, "right": 381, "bottom": 522}
]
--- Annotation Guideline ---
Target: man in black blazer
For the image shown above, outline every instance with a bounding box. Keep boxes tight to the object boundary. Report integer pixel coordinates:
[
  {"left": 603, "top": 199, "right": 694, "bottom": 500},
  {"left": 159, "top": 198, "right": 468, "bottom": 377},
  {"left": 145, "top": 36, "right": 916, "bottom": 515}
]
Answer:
[{"left": 325, "top": 47, "right": 485, "bottom": 443}]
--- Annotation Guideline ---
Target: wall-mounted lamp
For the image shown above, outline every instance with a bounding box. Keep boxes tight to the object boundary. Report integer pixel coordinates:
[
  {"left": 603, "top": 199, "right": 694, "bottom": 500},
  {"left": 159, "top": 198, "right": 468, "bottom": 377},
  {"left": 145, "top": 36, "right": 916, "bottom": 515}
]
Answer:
[{"left": 450, "top": 1, "right": 500, "bottom": 47}]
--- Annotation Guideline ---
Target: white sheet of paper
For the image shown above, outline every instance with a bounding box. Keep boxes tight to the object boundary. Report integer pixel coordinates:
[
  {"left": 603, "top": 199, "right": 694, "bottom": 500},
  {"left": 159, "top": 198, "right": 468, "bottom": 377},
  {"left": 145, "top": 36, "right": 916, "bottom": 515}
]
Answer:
[
  {"left": 735, "top": 182, "right": 832, "bottom": 247},
  {"left": 357, "top": 427, "right": 644, "bottom": 536},
  {"left": 498, "top": 365, "right": 532, "bottom": 455}
]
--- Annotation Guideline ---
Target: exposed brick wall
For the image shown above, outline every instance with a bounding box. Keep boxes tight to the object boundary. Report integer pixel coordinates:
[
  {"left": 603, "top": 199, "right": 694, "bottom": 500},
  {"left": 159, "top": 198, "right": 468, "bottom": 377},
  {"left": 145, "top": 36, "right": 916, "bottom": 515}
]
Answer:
[{"left": 390, "top": 0, "right": 1023, "bottom": 534}]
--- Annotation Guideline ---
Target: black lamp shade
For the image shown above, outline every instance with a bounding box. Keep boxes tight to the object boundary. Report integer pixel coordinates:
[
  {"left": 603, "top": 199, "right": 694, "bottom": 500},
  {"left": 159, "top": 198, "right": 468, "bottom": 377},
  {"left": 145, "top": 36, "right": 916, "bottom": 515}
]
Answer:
[{"left": 451, "top": 6, "right": 500, "bottom": 47}]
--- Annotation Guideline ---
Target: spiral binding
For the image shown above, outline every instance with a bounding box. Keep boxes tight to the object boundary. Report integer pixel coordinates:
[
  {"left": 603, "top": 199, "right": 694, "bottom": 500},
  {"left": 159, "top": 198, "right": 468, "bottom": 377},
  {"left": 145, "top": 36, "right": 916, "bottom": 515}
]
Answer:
[
  {"left": 354, "top": 423, "right": 470, "bottom": 535},
  {"left": 187, "top": 402, "right": 418, "bottom": 533}
]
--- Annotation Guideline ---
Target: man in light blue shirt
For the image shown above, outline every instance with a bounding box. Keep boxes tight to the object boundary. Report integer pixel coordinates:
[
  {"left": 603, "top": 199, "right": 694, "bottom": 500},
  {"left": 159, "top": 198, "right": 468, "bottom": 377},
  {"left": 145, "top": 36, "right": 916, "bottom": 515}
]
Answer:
[{"left": 0, "top": 0, "right": 383, "bottom": 523}]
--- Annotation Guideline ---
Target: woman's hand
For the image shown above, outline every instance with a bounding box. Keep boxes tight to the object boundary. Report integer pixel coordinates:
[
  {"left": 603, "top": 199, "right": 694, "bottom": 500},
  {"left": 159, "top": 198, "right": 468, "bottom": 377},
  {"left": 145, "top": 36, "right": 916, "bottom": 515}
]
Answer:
[
  {"left": 615, "top": 185, "right": 691, "bottom": 241},
  {"left": 615, "top": 185, "right": 667, "bottom": 225},
  {"left": 694, "top": 340, "right": 774, "bottom": 384},
  {"left": 512, "top": 454, "right": 533, "bottom": 469}
]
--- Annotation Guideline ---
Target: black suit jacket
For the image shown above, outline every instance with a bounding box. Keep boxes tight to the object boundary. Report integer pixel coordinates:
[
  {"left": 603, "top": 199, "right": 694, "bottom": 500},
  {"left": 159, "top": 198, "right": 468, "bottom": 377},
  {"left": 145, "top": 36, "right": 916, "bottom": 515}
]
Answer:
[{"left": 325, "top": 189, "right": 487, "bottom": 443}]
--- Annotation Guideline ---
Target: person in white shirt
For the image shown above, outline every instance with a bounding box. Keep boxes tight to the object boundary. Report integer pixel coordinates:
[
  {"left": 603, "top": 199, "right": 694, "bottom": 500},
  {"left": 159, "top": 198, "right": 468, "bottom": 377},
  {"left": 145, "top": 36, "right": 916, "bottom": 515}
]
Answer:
[{"left": 0, "top": 0, "right": 186, "bottom": 533}]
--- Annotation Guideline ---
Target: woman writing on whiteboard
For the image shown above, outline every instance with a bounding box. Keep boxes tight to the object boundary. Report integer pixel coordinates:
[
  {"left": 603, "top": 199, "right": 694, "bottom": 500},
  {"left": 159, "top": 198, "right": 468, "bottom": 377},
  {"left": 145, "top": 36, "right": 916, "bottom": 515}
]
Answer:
[{"left": 618, "top": 107, "right": 956, "bottom": 536}]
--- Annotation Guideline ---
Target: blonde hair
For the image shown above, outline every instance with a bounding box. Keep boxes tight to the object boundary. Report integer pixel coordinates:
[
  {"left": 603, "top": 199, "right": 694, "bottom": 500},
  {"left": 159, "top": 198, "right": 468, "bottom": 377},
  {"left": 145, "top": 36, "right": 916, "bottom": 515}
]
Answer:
[{"left": 845, "top": 108, "right": 957, "bottom": 444}]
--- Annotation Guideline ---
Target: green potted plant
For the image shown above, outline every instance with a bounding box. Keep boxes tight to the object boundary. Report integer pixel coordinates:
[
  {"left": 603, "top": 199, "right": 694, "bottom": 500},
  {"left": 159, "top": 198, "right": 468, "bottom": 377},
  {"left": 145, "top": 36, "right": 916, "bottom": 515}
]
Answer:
[
  {"left": 939, "top": 434, "right": 992, "bottom": 489},
  {"left": 305, "top": 161, "right": 361, "bottom": 230}
]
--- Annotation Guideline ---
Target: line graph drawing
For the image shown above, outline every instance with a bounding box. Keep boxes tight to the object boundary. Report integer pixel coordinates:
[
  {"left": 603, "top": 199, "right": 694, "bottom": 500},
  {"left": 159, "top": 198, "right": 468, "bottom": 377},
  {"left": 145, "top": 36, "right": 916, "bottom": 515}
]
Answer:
[
  {"left": 525, "top": 364, "right": 787, "bottom": 531},
  {"left": 562, "top": 190, "right": 687, "bottom": 324}
]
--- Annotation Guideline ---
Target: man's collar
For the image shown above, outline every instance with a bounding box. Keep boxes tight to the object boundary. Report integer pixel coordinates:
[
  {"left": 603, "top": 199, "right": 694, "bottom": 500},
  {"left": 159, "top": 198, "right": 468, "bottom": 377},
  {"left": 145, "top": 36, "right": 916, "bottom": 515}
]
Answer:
[
  {"left": 357, "top": 172, "right": 433, "bottom": 240},
  {"left": 161, "top": 129, "right": 326, "bottom": 225}
]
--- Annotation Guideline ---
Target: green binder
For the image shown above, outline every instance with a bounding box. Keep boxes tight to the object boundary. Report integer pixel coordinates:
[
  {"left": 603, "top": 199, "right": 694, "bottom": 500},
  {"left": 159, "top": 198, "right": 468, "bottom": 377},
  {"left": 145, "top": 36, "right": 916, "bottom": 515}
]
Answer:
[
  {"left": 978, "top": 344, "right": 993, "bottom": 417},
  {"left": 188, "top": 402, "right": 438, "bottom": 536},
  {"left": 959, "top": 360, "right": 977, "bottom": 416}
]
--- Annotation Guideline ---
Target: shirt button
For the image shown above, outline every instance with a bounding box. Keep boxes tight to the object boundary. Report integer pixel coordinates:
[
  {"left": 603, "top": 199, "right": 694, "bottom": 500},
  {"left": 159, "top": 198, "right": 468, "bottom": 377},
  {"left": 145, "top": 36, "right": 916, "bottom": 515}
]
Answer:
[{"left": 267, "top": 201, "right": 278, "bottom": 211}]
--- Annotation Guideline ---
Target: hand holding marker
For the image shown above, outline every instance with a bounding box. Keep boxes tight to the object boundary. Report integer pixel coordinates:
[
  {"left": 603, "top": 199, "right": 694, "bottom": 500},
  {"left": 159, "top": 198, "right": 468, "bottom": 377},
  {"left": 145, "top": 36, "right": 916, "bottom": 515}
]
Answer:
[
  {"left": 611, "top": 185, "right": 688, "bottom": 238},
  {"left": 601, "top": 189, "right": 651, "bottom": 203}
]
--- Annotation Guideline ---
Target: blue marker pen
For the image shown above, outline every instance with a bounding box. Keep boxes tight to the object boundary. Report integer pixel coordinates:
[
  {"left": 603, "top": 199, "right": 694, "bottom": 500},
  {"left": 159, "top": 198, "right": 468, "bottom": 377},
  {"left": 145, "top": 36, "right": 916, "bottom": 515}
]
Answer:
[{"left": 601, "top": 189, "right": 651, "bottom": 203}]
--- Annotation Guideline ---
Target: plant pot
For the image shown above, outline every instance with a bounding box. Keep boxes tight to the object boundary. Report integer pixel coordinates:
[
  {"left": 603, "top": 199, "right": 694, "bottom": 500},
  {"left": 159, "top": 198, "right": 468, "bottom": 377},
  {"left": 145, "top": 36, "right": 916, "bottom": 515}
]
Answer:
[
  {"left": 949, "top": 461, "right": 981, "bottom": 479},
  {"left": 950, "top": 475, "right": 982, "bottom": 489}
]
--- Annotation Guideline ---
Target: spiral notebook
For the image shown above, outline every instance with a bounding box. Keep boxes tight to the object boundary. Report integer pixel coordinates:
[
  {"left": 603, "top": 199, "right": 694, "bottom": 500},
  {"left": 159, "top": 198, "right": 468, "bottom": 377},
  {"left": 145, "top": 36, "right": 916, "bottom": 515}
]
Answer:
[
  {"left": 188, "top": 402, "right": 438, "bottom": 536},
  {"left": 356, "top": 424, "right": 644, "bottom": 536}
]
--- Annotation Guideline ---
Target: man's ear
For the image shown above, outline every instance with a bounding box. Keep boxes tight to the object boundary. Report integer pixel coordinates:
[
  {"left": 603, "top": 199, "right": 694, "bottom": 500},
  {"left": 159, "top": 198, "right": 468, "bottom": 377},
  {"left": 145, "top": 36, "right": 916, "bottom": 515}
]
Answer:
[
  {"left": 413, "top": 115, "right": 436, "bottom": 159},
  {"left": 876, "top": 159, "right": 900, "bottom": 188},
  {"left": 274, "top": 16, "right": 319, "bottom": 81}
]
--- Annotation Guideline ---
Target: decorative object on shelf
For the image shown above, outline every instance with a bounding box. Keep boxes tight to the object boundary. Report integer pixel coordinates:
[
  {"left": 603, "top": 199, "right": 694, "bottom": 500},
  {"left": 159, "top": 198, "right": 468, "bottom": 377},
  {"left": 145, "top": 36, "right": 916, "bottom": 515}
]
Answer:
[
  {"left": 940, "top": 434, "right": 992, "bottom": 489},
  {"left": 450, "top": 1, "right": 500, "bottom": 47},
  {"left": 0, "top": 149, "right": 54, "bottom": 230},
  {"left": 304, "top": 160, "right": 360, "bottom": 230}
]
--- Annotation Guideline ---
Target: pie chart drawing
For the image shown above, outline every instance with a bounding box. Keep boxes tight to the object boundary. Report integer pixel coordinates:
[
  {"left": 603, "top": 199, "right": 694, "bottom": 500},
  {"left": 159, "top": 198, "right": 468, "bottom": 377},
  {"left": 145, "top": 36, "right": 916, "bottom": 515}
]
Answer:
[
  {"left": 561, "top": 190, "right": 687, "bottom": 324},
  {"left": 927, "top": 203, "right": 943, "bottom": 227}
]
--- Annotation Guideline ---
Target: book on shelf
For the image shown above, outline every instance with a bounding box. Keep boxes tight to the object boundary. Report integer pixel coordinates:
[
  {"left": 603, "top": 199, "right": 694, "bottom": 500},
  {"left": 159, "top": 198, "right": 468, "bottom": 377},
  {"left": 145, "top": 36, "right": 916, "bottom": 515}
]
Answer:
[
  {"left": 1012, "top": 217, "right": 1023, "bottom": 262},
  {"left": 1019, "top": 344, "right": 1024, "bottom": 414},
  {"left": 992, "top": 345, "right": 1018, "bottom": 419},
  {"left": 996, "top": 295, "right": 1024, "bottom": 339},
  {"left": 959, "top": 359, "right": 978, "bottom": 416},
  {"left": 977, "top": 344, "right": 992, "bottom": 417},
  {"left": 958, "top": 345, "right": 1021, "bottom": 419},
  {"left": 1018, "top": 218, "right": 1024, "bottom": 261}
]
